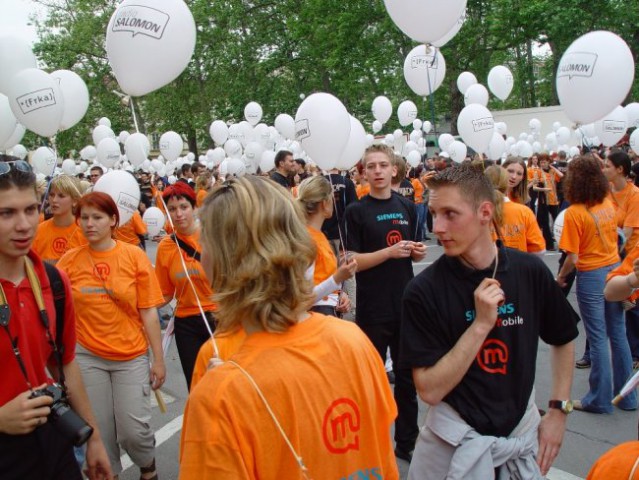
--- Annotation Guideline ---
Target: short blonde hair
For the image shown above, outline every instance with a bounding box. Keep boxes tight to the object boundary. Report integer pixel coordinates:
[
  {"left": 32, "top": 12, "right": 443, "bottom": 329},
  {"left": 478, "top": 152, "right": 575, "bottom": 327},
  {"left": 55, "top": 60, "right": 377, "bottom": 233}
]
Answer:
[
  {"left": 50, "top": 175, "right": 82, "bottom": 200},
  {"left": 297, "top": 175, "right": 332, "bottom": 218},
  {"left": 200, "top": 176, "right": 316, "bottom": 333},
  {"left": 362, "top": 144, "right": 394, "bottom": 166}
]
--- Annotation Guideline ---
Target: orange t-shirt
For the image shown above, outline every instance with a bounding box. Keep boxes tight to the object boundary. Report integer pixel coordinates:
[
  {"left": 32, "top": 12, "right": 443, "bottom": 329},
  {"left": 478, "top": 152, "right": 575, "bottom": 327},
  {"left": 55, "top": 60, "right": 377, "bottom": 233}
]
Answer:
[
  {"left": 500, "top": 199, "right": 545, "bottom": 253},
  {"left": 532, "top": 169, "right": 560, "bottom": 206},
  {"left": 606, "top": 244, "right": 639, "bottom": 302},
  {"left": 307, "top": 226, "right": 337, "bottom": 285},
  {"left": 114, "top": 211, "right": 147, "bottom": 246},
  {"left": 57, "top": 241, "right": 165, "bottom": 360},
  {"left": 411, "top": 178, "right": 424, "bottom": 204},
  {"left": 32, "top": 218, "right": 87, "bottom": 264},
  {"left": 608, "top": 181, "right": 639, "bottom": 251},
  {"left": 190, "top": 328, "right": 248, "bottom": 389},
  {"left": 179, "top": 313, "right": 398, "bottom": 480},
  {"left": 154, "top": 230, "right": 216, "bottom": 317},
  {"left": 586, "top": 441, "right": 639, "bottom": 480},
  {"left": 356, "top": 183, "right": 370, "bottom": 199},
  {"left": 559, "top": 200, "right": 619, "bottom": 271},
  {"left": 196, "top": 189, "right": 208, "bottom": 208}
]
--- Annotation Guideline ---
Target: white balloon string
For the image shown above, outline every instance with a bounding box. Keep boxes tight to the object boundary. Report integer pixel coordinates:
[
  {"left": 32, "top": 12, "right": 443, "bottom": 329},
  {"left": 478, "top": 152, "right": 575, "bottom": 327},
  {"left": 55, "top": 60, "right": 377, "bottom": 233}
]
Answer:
[
  {"left": 40, "top": 137, "right": 58, "bottom": 212},
  {"left": 158, "top": 194, "right": 219, "bottom": 357},
  {"left": 424, "top": 45, "right": 438, "bottom": 146},
  {"left": 130, "top": 97, "right": 140, "bottom": 133},
  {"left": 327, "top": 174, "right": 347, "bottom": 290}
]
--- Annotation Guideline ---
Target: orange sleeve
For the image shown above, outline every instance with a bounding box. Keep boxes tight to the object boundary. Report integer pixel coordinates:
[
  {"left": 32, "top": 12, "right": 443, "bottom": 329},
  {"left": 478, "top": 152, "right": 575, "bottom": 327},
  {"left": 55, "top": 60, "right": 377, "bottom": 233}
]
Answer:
[
  {"left": 191, "top": 329, "right": 247, "bottom": 389},
  {"left": 154, "top": 238, "right": 176, "bottom": 297},
  {"left": 132, "top": 211, "right": 147, "bottom": 235},
  {"left": 524, "top": 209, "right": 546, "bottom": 252},
  {"left": 134, "top": 248, "right": 165, "bottom": 309},
  {"left": 196, "top": 190, "right": 208, "bottom": 208},
  {"left": 558, "top": 207, "right": 582, "bottom": 255}
]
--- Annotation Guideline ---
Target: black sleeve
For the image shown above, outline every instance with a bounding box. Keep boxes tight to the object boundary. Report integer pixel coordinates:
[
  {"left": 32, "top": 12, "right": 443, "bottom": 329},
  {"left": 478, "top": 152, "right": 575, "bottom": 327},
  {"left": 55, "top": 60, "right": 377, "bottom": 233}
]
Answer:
[
  {"left": 345, "top": 179, "right": 358, "bottom": 206},
  {"left": 344, "top": 202, "right": 362, "bottom": 253},
  {"left": 537, "top": 258, "right": 580, "bottom": 345}
]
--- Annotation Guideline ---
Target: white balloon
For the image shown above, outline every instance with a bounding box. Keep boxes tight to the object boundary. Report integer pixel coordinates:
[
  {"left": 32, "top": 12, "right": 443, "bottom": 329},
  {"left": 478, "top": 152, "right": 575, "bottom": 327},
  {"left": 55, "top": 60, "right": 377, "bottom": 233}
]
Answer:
[
  {"left": 1, "top": 122, "right": 25, "bottom": 150},
  {"left": 244, "top": 141, "right": 264, "bottom": 167},
  {"left": 159, "top": 131, "right": 183, "bottom": 162},
  {"left": 372, "top": 96, "right": 393, "bottom": 124},
  {"left": 393, "top": 129, "right": 404, "bottom": 141},
  {"left": 556, "top": 31, "right": 635, "bottom": 124},
  {"left": 487, "top": 65, "right": 514, "bottom": 101},
  {"left": 92, "top": 125, "right": 115, "bottom": 146},
  {"left": 464, "top": 84, "right": 489, "bottom": 107},
  {"left": 11, "top": 144, "right": 27, "bottom": 160},
  {"left": 98, "top": 117, "right": 111, "bottom": 128},
  {"left": 372, "top": 120, "right": 383, "bottom": 133},
  {"left": 518, "top": 133, "right": 528, "bottom": 141},
  {"left": 6, "top": 69, "right": 64, "bottom": 138},
  {"left": 593, "top": 106, "right": 628, "bottom": 147},
  {"left": 457, "top": 104, "right": 494, "bottom": 153},
  {"left": 486, "top": 132, "right": 506, "bottom": 161},
  {"left": 209, "top": 120, "right": 229, "bottom": 145},
  {"left": 80, "top": 145, "right": 97, "bottom": 161},
  {"left": 383, "top": 0, "right": 467, "bottom": 44},
  {"left": 94, "top": 170, "right": 141, "bottom": 225},
  {"left": 142, "top": 207, "right": 165, "bottom": 237},
  {"left": 406, "top": 150, "right": 421, "bottom": 168},
  {"left": 630, "top": 129, "right": 639, "bottom": 155},
  {"left": 226, "top": 158, "right": 246, "bottom": 177},
  {"left": 402, "top": 141, "right": 419, "bottom": 157},
  {"left": 274, "top": 114, "right": 295, "bottom": 139},
  {"left": 569, "top": 146, "right": 580, "bottom": 158},
  {"left": 118, "top": 130, "right": 130, "bottom": 144},
  {"left": 495, "top": 122, "right": 507, "bottom": 136},
  {"left": 384, "top": 134, "right": 395, "bottom": 146},
  {"left": 457, "top": 71, "right": 477, "bottom": 94},
  {"left": 336, "top": 116, "right": 367, "bottom": 170},
  {"left": 224, "top": 139, "right": 243, "bottom": 159},
  {"left": 532, "top": 141, "right": 542, "bottom": 154},
  {"left": 397, "top": 100, "right": 418, "bottom": 127},
  {"left": 168, "top": 175, "right": 177, "bottom": 185},
  {"left": 552, "top": 121, "right": 562, "bottom": 132},
  {"left": 259, "top": 150, "right": 276, "bottom": 173},
  {"left": 528, "top": 118, "right": 541, "bottom": 133},
  {"left": 295, "top": 92, "right": 351, "bottom": 170},
  {"left": 32, "top": 146, "right": 57, "bottom": 175},
  {"left": 365, "top": 134, "right": 374, "bottom": 147},
  {"left": 517, "top": 141, "right": 533, "bottom": 158},
  {"left": 556, "top": 126, "right": 571, "bottom": 145},
  {"left": 447, "top": 141, "right": 467, "bottom": 163},
  {"left": 438, "top": 134, "right": 455, "bottom": 151},
  {"left": 624, "top": 103, "right": 639, "bottom": 129},
  {"left": 106, "top": 0, "right": 196, "bottom": 96},
  {"left": 61, "top": 159, "right": 76, "bottom": 176},
  {"left": 244, "top": 102, "right": 263, "bottom": 126},
  {"left": 210, "top": 147, "right": 225, "bottom": 166},
  {"left": 422, "top": 121, "right": 432, "bottom": 133},
  {"left": 506, "top": 136, "right": 516, "bottom": 147},
  {"left": 124, "top": 132, "right": 150, "bottom": 167},
  {"left": 403, "top": 46, "right": 446, "bottom": 97},
  {"left": 186, "top": 152, "right": 195, "bottom": 162},
  {"left": 0, "top": 94, "right": 17, "bottom": 147},
  {"left": 97, "top": 137, "right": 122, "bottom": 168},
  {"left": 0, "top": 35, "right": 37, "bottom": 96},
  {"left": 50, "top": 70, "right": 89, "bottom": 131},
  {"left": 553, "top": 210, "right": 566, "bottom": 243},
  {"left": 431, "top": 9, "right": 466, "bottom": 48},
  {"left": 412, "top": 119, "right": 423, "bottom": 130},
  {"left": 409, "top": 129, "right": 422, "bottom": 143}
]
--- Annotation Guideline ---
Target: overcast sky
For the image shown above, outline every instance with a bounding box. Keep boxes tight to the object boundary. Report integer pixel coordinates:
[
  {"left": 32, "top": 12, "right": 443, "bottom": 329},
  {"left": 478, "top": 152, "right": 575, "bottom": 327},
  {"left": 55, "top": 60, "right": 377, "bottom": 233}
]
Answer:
[{"left": 0, "top": 0, "right": 44, "bottom": 45}]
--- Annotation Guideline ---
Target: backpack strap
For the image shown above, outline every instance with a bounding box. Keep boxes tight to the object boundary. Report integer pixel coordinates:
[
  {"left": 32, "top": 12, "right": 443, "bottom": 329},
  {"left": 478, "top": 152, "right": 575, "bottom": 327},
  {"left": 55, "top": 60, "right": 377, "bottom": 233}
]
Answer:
[
  {"left": 170, "top": 234, "right": 201, "bottom": 262},
  {"left": 43, "top": 262, "right": 66, "bottom": 357}
]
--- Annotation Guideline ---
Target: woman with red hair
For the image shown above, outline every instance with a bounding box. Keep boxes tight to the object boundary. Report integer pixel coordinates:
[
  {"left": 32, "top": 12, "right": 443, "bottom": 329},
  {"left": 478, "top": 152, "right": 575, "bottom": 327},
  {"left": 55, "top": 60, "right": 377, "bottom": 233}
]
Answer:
[
  {"left": 154, "top": 182, "right": 217, "bottom": 391},
  {"left": 57, "top": 192, "right": 165, "bottom": 479}
]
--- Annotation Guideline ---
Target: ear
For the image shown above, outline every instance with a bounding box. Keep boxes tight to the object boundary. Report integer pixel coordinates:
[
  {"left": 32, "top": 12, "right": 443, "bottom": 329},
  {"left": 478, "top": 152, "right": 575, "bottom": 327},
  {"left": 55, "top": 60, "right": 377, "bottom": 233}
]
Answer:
[
  {"left": 391, "top": 164, "right": 398, "bottom": 178},
  {"left": 477, "top": 200, "right": 494, "bottom": 225}
]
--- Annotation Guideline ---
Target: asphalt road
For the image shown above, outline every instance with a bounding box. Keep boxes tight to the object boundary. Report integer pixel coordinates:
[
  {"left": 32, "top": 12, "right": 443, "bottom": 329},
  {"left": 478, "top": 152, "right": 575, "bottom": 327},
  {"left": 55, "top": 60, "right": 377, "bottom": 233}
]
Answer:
[{"left": 115, "top": 239, "right": 637, "bottom": 480}]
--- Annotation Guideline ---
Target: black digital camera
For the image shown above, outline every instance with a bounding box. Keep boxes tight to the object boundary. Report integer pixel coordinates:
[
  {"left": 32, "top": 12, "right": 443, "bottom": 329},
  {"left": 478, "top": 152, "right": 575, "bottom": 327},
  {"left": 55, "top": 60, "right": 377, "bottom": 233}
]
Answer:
[{"left": 30, "top": 384, "right": 94, "bottom": 446}]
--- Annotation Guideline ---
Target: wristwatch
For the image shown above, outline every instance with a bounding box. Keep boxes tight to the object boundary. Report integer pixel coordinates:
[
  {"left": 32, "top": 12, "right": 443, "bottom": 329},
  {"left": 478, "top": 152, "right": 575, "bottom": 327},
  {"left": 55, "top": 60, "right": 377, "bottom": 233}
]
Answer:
[{"left": 548, "top": 399, "right": 573, "bottom": 414}]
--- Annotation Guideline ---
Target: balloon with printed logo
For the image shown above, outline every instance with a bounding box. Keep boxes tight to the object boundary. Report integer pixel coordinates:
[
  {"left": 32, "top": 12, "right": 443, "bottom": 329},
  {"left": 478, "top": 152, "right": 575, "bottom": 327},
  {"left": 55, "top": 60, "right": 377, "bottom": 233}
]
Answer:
[
  {"left": 274, "top": 114, "right": 295, "bottom": 140},
  {"left": 32, "top": 146, "right": 57, "bottom": 175},
  {"left": 594, "top": 106, "right": 627, "bottom": 147},
  {"left": 51, "top": 70, "right": 90, "bottom": 131},
  {"left": 142, "top": 207, "right": 165, "bottom": 237},
  {"left": 124, "top": 132, "right": 150, "bottom": 167},
  {"left": 556, "top": 31, "right": 635, "bottom": 125},
  {"left": 0, "top": 93, "right": 17, "bottom": 147},
  {"left": 486, "top": 132, "right": 506, "bottom": 161},
  {"left": 447, "top": 141, "right": 467, "bottom": 163},
  {"left": 6, "top": 69, "right": 64, "bottom": 137},
  {"left": 624, "top": 103, "right": 639, "bottom": 129},
  {"left": 464, "top": 84, "right": 489, "bottom": 107},
  {"left": 159, "top": 131, "right": 183, "bottom": 162},
  {"left": 630, "top": 129, "right": 639, "bottom": 155},
  {"left": 0, "top": 35, "right": 37, "bottom": 96},
  {"left": 2, "top": 122, "right": 25, "bottom": 150},
  {"left": 457, "top": 71, "right": 477, "bottom": 95},
  {"left": 397, "top": 100, "right": 418, "bottom": 127},
  {"left": 106, "top": 0, "right": 196, "bottom": 96},
  {"left": 209, "top": 120, "right": 228, "bottom": 145},
  {"left": 438, "top": 133, "right": 454, "bottom": 152},
  {"left": 457, "top": 104, "right": 494, "bottom": 153},
  {"left": 431, "top": 9, "right": 466, "bottom": 47},
  {"left": 403, "top": 45, "right": 447, "bottom": 97},
  {"left": 383, "top": 0, "right": 467, "bottom": 44},
  {"left": 487, "top": 65, "right": 514, "bottom": 101},
  {"left": 244, "top": 102, "right": 263, "bottom": 126},
  {"left": 372, "top": 96, "right": 392, "bottom": 124},
  {"left": 295, "top": 92, "right": 350, "bottom": 170},
  {"left": 97, "top": 137, "right": 122, "bottom": 168},
  {"left": 335, "top": 116, "right": 367, "bottom": 170},
  {"left": 94, "top": 170, "right": 140, "bottom": 224}
]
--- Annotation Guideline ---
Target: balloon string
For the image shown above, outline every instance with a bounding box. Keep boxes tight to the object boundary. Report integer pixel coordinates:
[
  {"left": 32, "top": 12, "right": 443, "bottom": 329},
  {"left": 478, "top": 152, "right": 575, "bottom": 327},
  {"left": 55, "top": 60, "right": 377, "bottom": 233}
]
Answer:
[
  {"left": 130, "top": 97, "right": 140, "bottom": 133},
  {"left": 40, "top": 136, "right": 58, "bottom": 212},
  {"left": 157, "top": 194, "right": 219, "bottom": 357},
  {"left": 327, "top": 174, "right": 347, "bottom": 289},
  {"left": 424, "top": 45, "right": 438, "bottom": 150}
]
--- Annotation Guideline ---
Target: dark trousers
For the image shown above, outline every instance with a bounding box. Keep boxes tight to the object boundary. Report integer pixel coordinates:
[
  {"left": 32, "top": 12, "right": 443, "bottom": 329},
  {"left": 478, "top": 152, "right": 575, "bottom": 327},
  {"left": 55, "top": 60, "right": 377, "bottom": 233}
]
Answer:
[
  {"left": 626, "top": 305, "right": 639, "bottom": 360},
  {"left": 174, "top": 313, "right": 216, "bottom": 391},
  {"left": 537, "top": 199, "right": 559, "bottom": 249},
  {"left": 310, "top": 305, "right": 339, "bottom": 317},
  {"left": 0, "top": 423, "right": 82, "bottom": 480},
  {"left": 359, "top": 321, "right": 418, "bottom": 452}
]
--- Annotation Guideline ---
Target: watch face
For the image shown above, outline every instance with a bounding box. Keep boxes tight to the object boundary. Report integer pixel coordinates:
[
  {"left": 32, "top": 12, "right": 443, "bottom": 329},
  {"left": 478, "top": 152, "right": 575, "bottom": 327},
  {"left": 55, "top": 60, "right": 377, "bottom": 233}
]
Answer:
[{"left": 563, "top": 400, "right": 574, "bottom": 414}]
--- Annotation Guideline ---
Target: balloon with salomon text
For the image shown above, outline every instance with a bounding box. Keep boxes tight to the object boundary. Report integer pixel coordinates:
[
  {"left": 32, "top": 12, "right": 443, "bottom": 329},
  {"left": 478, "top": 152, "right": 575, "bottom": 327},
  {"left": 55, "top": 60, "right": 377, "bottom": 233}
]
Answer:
[
  {"left": 2, "top": 123, "right": 25, "bottom": 150},
  {"left": 383, "top": 0, "right": 467, "bottom": 44},
  {"left": 94, "top": 170, "right": 141, "bottom": 224},
  {"left": 7, "top": 69, "right": 64, "bottom": 138},
  {"left": 143, "top": 207, "right": 165, "bottom": 237},
  {"left": 487, "top": 66, "right": 514, "bottom": 101},
  {"left": 159, "top": 131, "right": 184, "bottom": 162},
  {"left": 0, "top": 35, "right": 37, "bottom": 96},
  {"left": 457, "top": 104, "right": 494, "bottom": 153},
  {"left": 397, "top": 101, "right": 418, "bottom": 127},
  {"left": 457, "top": 71, "right": 477, "bottom": 95},
  {"left": 404, "top": 46, "right": 447, "bottom": 97},
  {"left": 0, "top": 94, "right": 17, "bottom": 147},
  {"left": 336, "top": 116, "right": 367, "bottom": 170},
  {"left": 295, "top": 92, "right": 350, "bottom": 170},
  {"left": 51, "top": 70, "right": 90, "bottom": 131},
  {"left": 97, "top": 137, "right": 122, "bottom": 168},
  {"left": 464, "top": 84, "right": 489, "bottom": 107},
  {"left": 594, "top": 106, "right": 627, "bottom": 147},
  {"left": 372, "top": 96, "right": 392, "bottom": 124},
  {"left": 124, "top": 132, "right": 150, "bottom": 167},
  {"left": 32, "top": 147, "right": 57, "bottom": 175},
  {"left": 106, "top": 0, "right": 196, "bottom": 97},
  {"left": 556, "top": 31, "right": 635, "bottom": 125},
  {"left": 244, "top": 102, "right": 263, "bottom": 126}
]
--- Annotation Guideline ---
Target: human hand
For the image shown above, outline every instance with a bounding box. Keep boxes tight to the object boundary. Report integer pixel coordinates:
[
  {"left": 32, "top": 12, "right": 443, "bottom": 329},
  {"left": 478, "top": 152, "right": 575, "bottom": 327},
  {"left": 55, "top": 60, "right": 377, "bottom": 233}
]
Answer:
[
  {"left": 473, "top": 278, "right": 505, "bottom": 330},
  {"left": 410, "top": 242, "right": 427, "bottom": 262},
  {"left": 150, "top": 361, "right": 166, "bottom": 391},
  {"left": 336, "top": 292, "right": 351, "bottom": 313},
  {"left": 388, "top": 240, "right": 414, "bottom": 260},
  {"left": 556, "top": 274, "right": 567, "bottom": 288},
  {"left": 537, "top": 410, "right": 567, "bottom": 476},
  {"left": 84, "top": 434, "right": 114, "bottom": 479},
  {"left": 0, "top": 384, "right": 52, "bottom": 435},
  {"left": 333, "top": 257, "right": 357, "bottom": 283}
]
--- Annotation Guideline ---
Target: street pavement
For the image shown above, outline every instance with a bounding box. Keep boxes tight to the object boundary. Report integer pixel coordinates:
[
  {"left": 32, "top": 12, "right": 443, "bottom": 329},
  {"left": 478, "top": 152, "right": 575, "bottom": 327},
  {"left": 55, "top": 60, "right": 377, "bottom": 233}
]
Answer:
[{"left": 116, "top": 239, "right": 637, "bottom": 479}]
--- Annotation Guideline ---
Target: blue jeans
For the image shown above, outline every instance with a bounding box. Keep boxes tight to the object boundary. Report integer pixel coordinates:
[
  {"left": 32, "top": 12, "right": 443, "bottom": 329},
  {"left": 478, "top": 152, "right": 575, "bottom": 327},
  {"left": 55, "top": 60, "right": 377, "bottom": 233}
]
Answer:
[
  {"left": 576, "top": 265, "right": 637, "bottom": 412},
  {"left": 415, "top": 203, "right": 426, "bottom": 242}
]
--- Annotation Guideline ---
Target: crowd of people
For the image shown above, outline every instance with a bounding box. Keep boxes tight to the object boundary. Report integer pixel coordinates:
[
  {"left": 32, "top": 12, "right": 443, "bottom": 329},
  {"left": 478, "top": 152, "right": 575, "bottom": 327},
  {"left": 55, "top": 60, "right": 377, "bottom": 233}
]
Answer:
[{"left": 1, "top": 138, "right": 639, "bottom": 479}]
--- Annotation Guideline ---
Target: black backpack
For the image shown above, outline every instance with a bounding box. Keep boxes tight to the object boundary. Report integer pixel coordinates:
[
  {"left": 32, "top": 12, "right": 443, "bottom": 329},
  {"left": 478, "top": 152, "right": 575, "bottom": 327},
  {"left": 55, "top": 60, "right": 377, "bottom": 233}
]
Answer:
[{"left": 43, "top": 262, "right": 66, "bottom": 354}]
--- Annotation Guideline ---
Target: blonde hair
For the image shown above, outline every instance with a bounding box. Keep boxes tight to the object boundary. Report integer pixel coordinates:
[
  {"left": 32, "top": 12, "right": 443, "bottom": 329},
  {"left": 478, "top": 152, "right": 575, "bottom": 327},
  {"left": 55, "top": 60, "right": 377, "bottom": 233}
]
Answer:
[
  {"left": 484, "top": 165, "right": 506, "bottom": 229},
  {"left": 391, "top": 154, "right": 407, "bottom": 185},
  {"left": 362, "top": 144, "right": 394, "bottom": 166},
  {"left": 200, "top": 176, "right": 316, "bottom": 333},
  {"left": 195, "top": 174, "right": 210, "bottom": 193},
  {"left": 50, "top": 175, "right": 83, "bottom": 200},
  {"left": 297, "top": 175, "right": 332, "bottom": 218}
]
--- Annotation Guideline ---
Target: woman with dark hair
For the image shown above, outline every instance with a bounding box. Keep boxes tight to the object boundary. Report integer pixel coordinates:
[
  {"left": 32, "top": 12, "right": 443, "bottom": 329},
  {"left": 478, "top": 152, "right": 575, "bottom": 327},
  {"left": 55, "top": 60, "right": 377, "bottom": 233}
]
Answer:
[
  {"left": 154, "top": 181, "right": 216, "bottom": 391},
  {"left": 557, "top": 156, "right": 636, "bottom": 413},
  {"left": 502, "top": 157, "right": 529, "bottom": 205},
  {"left": 57, "top": 192, "right": 165, "bottom": 479},
  {"left": 533, "top": 153, "right": 563, "bottom": 250}
]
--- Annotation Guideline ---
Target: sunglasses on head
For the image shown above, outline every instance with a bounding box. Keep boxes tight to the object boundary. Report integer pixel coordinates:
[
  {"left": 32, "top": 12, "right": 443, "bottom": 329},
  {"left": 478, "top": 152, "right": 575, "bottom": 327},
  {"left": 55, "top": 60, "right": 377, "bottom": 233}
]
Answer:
[{"left": 0, "top": 159, "right": 32, "bottom": 176}]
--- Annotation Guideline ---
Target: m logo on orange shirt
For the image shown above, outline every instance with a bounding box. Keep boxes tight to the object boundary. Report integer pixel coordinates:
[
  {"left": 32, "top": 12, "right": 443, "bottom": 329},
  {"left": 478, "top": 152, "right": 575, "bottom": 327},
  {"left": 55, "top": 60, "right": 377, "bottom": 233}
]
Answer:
[
  {"left": 386, "top": 230, "right": 403, "bottom": 247},
  {"left": 476, "top": 339, "right": 508, "bottom": 375},
  {"left": 93, "top": 263, "right": 111, "bottom": 280},
  {"left": 322, "top": 398, "right": 360, "bottom": 454},
  {"left": 52, "top": 237, "right": 68, "bottom": 254}
]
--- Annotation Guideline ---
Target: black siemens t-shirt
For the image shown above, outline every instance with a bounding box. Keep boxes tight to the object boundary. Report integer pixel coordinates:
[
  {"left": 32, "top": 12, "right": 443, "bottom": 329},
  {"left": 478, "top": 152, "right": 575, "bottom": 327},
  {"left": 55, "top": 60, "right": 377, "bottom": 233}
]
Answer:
[
  {"left": 345, "top": 192, "right": 417, "bottom": 325},
  {"left": 400, "top": 246, "right": 579, "bottom": 437}
]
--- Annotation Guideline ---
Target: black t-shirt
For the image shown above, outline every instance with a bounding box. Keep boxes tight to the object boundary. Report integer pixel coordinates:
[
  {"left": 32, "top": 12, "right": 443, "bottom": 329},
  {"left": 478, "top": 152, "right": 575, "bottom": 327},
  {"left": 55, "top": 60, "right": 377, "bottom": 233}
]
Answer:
[
  {"left": 400, "top": 246, "right": 579, "bottom": 437},
  {"left": 553, "top": 161, "right": 568, "bottom": 200},
  {"left": 632, "top": 162, "right": 639, "bottom": 187},
  {"left": 345, "top": 192, "right": 417, "bottom": 325},
  {"left": 322, "top": 173, "right": 358, "bottom": 241},
  {"left": 270, "top": 171, "right": 291, "bottom": 189},
  {"left": 397, "top": 178, "right": 415, "bottom": 203}
]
